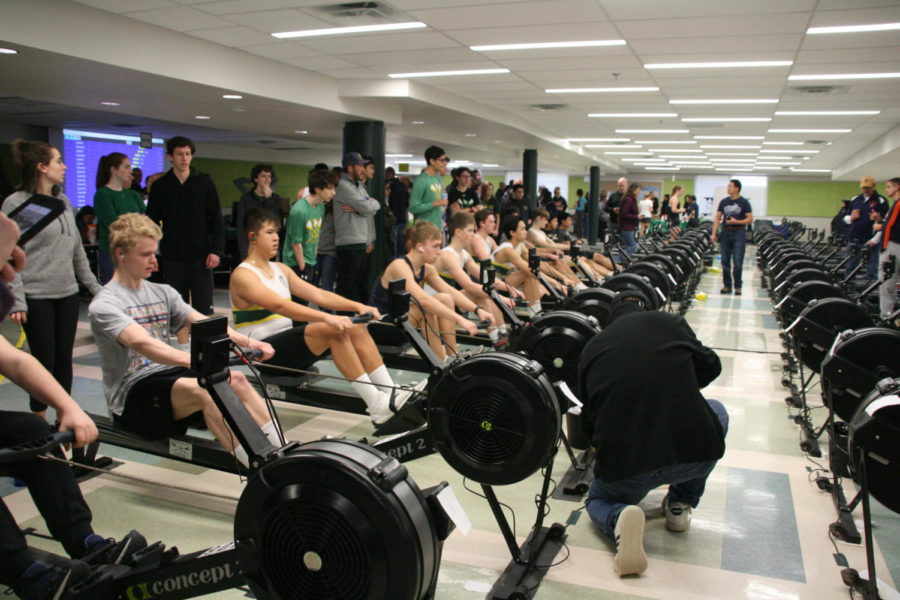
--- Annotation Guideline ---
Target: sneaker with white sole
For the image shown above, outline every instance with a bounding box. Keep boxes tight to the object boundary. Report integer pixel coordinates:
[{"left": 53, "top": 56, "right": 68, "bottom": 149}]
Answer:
[
  {"left": 369, "top": 378, "right": 428, "bottom": 425},
  {"left": 613, "top": 505, "right": 647, "bottom": 576},
  {"left": 662, "top": 497, "right": 692, "bottom": 532}
]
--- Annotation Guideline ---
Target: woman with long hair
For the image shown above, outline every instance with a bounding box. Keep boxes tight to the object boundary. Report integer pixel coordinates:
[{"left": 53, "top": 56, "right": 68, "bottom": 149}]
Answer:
[
  {"left": 619, "top": 182, "right": 641, "bottom": 255},
  {"left": 668, "top": 185, "right": 685, "bottom": 241},
  {"left": 94, "top": 152, "right": 145, "bottom": 283},
  {"left": 1, "top": 139, "right": 102, "bottom": 417}
]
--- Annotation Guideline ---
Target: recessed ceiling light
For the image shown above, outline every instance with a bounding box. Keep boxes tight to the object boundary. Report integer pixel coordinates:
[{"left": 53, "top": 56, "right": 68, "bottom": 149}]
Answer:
[
  {"left": 568, "top": 138, "right": 631, "bottom": 142},
  {"left": 294, "top": 130, "right": 308, "bottom": 134},
  {"left": 411, "top": 121, "right": 425, "bottom": 125},
  {"left": 645, "top": 60, "right": 792, "bottom": 69},
  {"left": 768, "top": 128, "right": 851, "bottom": 133},
  {"left": 546, "top": 86, "right": 659, "bottom": 94},
  {"left": 584, "top": 144, "right": 643, "bottom": 148},
  {"left": 615, "top": 129, "right": 690, "bottom": 134},
  {"left": 682, "top": 117, "right": 771, "bottom": 122},
  {"left": 700, "top": 145, "right": 761, "bottom": 149},
  {"left": 760, "top": 149, "right": 818, "bottom": 154},
  {"left": 389, "top": 68, "right": 509, "bottom": 78},
  {"left": 0, "top": 47, "right": 18, "bottom": 55},
  {"left": 589, "top": 113, "right": 678, "bottom": 118},
  {"left": 774, "top": 110, "right": 879, "bottom": 116},
  {"left": 694, "top": 136, "right": 765, "bottom": 140},
  {"left": 100, "top": 101, "right": 120, "bottom": 106},
  {"left": 465, "top": 133, "right": 477, "bottom": 137},
  {"left": 789, "top": 72, "right": 900, "bottom": 81},
  {"left": 762, "top": 141, "right": 804, "bottom": 145},
  {"left": 222, "top": 94, "right": 243, "bottom": 100},
  {"left": 273, "top": 21, "right": 426, "bottom": 39},
  {"left": 194, "top": 115, "right": 211, "bottom": 120},
  {"left": 670, "top": 99, "right": 778, "bottom": 104},
  {"left": 632, "top": 140, "right": 696, "bottom": 145},
  {"left": 791, "top": 168, "right": 832, "bottom": 173},
  {"left": 472, "top": 40, "right": 626, "bottom": 51},
  {"left": 807, "top": 22, "right": 900, "bottom": 35}
]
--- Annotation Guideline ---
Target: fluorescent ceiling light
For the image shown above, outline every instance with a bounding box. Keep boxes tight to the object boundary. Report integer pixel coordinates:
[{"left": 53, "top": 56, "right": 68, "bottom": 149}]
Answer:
[
  {"left": 706, "top": 152, "right": 759, "bottom": 156},
  {"left": 633, "top": 161, "right": 672, "bottom": 165},
  {"left": 807, "top": 22, "right": 900, "bottom": 35},
  {"left": 700, "top": 145, "right": 761, "bottom": 149},
  {"left": 100, "top": 101, "right": 120, "bottom": 106},
  {"left": 584, "top": 144, "right": 643, "bottom": 148},
  {"left": 411, "top": 121, "right": 425, "bottom": 125},
  {"left": 651, "top": 149, "right": 704, "bottom": 153},
  {"left": 546, "top": 86, "right": 659, "bottom": 94},
  {"left": 472, "top": 40, "right": 625, "bottom": 51},
  {"left": 775, "top": 110, "right": 879, "bottom": 116},
  {"left": 588, "top": 113, "right": 678, "bottom": 118},
  {"left": 622, "top": 158, "right": 666, "bottom": 162},
  {"left": 644, "top": 167, "right": 680, "bottom": 170},
  {"left": 604, "top": 151, "right": 653, "bottom": 155},
  {"left": 633, "top": 140, "right": 697, "bottom": 144},
  {"left": 483, "top": 164, "right": 500, "bottom": 167},
  {"left": 754, "top": 156, "right": 793, "bottom": 160},
  {"left": 695, "top": 136, "right": 765, "bottom": 140},
  {"left": 753, "top": 167, "right": 782, "bottom": 170},
  {"left": 670, "top": 99, "right": 778, "bottom": 104},
  {"left": 568, "top": 138, "right": 631, "bottom": 142},
  {"left": 789, "top": 72, "right": 900, "bottom": 81},
  {"left": 762, "top": 141, "right": 804, "bottom": 145},
  {"left": 390, "top": 68, "right": 509, "bottom": 78},
  {"left": 385, "top": 153, "right": 413, "bottom": 158},
  {"left": 756, "top": 162, "right": 800, "bottom": 166},
  {"left": 715, "top": 168, "right": 754, "bottom": 172},
  {"left": 273, "top": 21, "right": 426, "bottom": 39},
  {"left": 616, "top": 129, "right": 689, "bottom": 134},
  {"left": 194, "top": 115, "right": 211, "bottom": 120},
  {"left": 768, "top": 128, "right": 851, "bottom": 133},
  {"left": 294, "top": 130, "right": 308, "bottom": 134},
  {"left": 791, "top": 168, "right": 831, "bottom": 173},
  {"left": 645, "top": 60, "right": 792, "bottom": 69},
  {"left": 222, "top": 94, "right": 242, "bottom": 100},
  {"left": 682, "top": 117, "right": 772, "bottom": 122},
  {"left": 760, "top": 149, "right": 819, "bottom": 154},
  {"left": 0, "top": 48, "right": 18, "bottom": 55}
]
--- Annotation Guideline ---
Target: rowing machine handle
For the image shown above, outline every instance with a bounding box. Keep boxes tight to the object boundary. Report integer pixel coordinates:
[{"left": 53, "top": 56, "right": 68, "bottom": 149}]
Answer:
[
  {"left": 0, "top": 430, "right": 75, "bottom": 464},
  {"left": 352, "top": 312, "right": 374, "bottom": 324},
  {"left": 229, "top": 348, "right": 263, "bottom": 365}
]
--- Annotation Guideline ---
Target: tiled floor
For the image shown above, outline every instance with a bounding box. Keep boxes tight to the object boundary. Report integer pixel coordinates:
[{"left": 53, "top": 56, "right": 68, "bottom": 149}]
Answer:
[{"left": 1, "top": 248, "right": 898, "bottom": 599}]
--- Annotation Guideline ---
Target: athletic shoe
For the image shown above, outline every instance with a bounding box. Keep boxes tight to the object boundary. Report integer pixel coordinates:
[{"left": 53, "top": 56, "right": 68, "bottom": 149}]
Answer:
[
  {"left": 720, "top": 287, "right": 732, "bottom": 294},
  {"left": 662, "top": 497, "right": 692, "bottom": 532},
  {"left": 370, "top": 378, "right": 428, "bottom": 425},
  {"left": 734, "top": 288, "right": 742, "bottom": 296},
  {"left": 11, "top": 560, "right": 89, "bottom": 600},
  {"left": 82, "top": 530, "right": 148, "bottom": 566},
  {"left": 613, "top": 505, "right": 647, "bottom": 576}
]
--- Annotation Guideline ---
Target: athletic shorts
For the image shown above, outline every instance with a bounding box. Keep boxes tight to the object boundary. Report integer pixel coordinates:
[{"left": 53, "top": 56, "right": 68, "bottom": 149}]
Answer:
[
  {"left": 116, "top": 367, "right": 197, "bottom": 439},
  {"left": 259, "top": 325, "right": 329, "bottom": 376}
]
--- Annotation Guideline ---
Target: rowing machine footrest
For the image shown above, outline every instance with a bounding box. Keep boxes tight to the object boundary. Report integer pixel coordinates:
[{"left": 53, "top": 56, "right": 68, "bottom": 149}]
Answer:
[{"left": 373, "top": 395, "right": 428, "bottom": 436}]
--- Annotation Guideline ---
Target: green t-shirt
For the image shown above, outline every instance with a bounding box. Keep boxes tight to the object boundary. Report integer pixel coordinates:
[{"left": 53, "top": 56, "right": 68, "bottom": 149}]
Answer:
[
  {"left": 282, "top": 197, "right": 324, "bottom": 267},
  {"left": 409, "top": 172, "right": 445, "bottom": 227},
  {"left": 93, "top": 186, "right": 146, "bottom": 252}
]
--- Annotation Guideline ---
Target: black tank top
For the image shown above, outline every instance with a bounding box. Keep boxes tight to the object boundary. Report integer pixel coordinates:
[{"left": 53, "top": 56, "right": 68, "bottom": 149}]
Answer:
[{"left": 369, "top": 256, "right": 426, "bottom": 314}]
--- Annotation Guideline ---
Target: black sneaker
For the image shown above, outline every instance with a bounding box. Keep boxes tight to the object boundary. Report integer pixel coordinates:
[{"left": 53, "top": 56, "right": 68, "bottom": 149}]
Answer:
[
  {"left": 82, "top": 530, "right": 147, "bottom": 566},
  {"left": 12, "top": 561, "right": 89, "bottom": 600},
  {"left": 734, "top": 288, "right": 742, "bottom": 296},
  {"left": 720, "top": 287, "right": 732, "bottom": 294}
]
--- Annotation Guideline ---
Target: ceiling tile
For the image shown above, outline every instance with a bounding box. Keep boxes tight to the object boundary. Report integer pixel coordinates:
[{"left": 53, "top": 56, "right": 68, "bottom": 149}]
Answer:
[
  {"left": 618, "top": 13, "right": 811, "bottom": 39},
  {"left": 187, "top": 25, "right": 276, "bottom": 46},
  {"left": 631, "top": 34, "right": 803, "bottom": 55},
  {"left": 808, "top": 5, "right": 900, "bottom": 25},
  {"left": 228, "top": 8, "right": 331, "bottom": 32},
  {"left": 192, "top": 0, "right": 320, "bottom": 15},
  {"left": 282, "top": 56, "right": 362, "bottom": 70},
  {"left": 408, "top": 0, "right": 606, "bottom": 29},
  {"left": 599, "top": 0, "right": 815, "bottom": 20},
  {"left": 795, "top": 46, "right": 900, "bottom": 64},
  {"left": 236, "top": 42, "right": 321, "bottom": 59},
  {"left": 447, "top": 22, "right": 622, "bottom": 46},
  {"left": 300, "top": 31, "right": 461, "bottom": 54},
  {"left": 342, "top": 47, "right": 477, "bottom": 67},
  {"left": 75, "top": 0, "right": 176, "bottom": 12},
  {"left": 126, "top": 5, "right": 233, "bottom": 30}
]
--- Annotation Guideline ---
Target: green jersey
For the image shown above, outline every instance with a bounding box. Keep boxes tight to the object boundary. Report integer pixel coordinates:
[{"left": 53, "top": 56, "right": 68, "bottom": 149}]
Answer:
[{"left": 282, "top": 197, "right": 324, "bottom": 267}]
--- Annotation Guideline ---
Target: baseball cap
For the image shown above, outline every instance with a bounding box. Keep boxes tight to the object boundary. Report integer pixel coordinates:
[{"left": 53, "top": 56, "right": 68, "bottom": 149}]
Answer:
[
  {"left": 342, "top": 152, "right": 366, "bottom": 168},
  {"left": 860, "top": 175, "right": 876, "bottom": 188}
]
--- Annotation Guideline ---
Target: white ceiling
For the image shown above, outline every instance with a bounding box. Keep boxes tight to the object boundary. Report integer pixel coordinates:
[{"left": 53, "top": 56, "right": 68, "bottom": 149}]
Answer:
[{"left": 0, "top": 0, "right": 899, "bottom": 179}]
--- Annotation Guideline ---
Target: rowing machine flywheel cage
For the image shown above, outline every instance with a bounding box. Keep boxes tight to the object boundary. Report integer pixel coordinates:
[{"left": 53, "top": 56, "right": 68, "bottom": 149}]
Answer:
[
  {"left": 791, "top": 297, "right": 873, "bottom": 373},
  {"left": 234, "top": 439, "right": 443, "bottom": 600},
  {"left": 601, "top": 273, "right": 660, "bottom": 311},
  {"left": 561, "top": 287, "right": 617, "bottom": 326},
  {"left": 849, "top": 378, "right": 900, "bottom": 514},
  {"left": 822, "top": 328, "right": 900, "bottom": 422},
  {"left": 513, "top": 310, "right": 600, "bottom": 393},
  {"left": 428, "top": 351, "right": 561, "bottom": 486}
]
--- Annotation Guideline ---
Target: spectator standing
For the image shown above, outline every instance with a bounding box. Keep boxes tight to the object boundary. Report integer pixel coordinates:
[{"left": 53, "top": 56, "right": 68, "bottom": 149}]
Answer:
[
  {"left": 334, "top": 152, "right": 380, "bottom": 303},
  {"left": 130, "top": 167, "right": 145, "bottom": 197},
  {"left": 447, "top": 166, "right": 480, "bottom": 217},
  {"left": 551, "top": 186, "right": 567, "bottom": 216},
  {"left": 711, "top": 179, "right": 753, "bottom": 295},
  {"left": 606, "top": 177, "right": 627, "bottom": 236},
  {"left": 385, "top": 166, "right": 409, "bottom": 257},
  {"left": 2, "top": 139, "right": 102, "bottom": 416},
  {"left": 94, "top": 152, "right": 146, "bottom": 283},
  {"left": 619, "top": 183, "right": 640, "bottom": 255},
  {"left": 409, "top": 145, "right": 449, "bottom": 227},
  {"left": 638, "top": 193, "right": 653, "bottom": 238},
  {"left": 283, "top": 169, "right": 337, "bottom": 283},
  {"left": 235, "top": 164, "right": 283, "bottom": 261},
  {"left": 877, "top": 177, "right": 900, "bottom": 319},
  {"left": 574, "top": 188, "right": 587, "bottom": 238},
  {"left": 146, "top": 136, "right": 224, "bottom": 315},
  {"left": 846, "top": 175, "right": 888, "bottom": 282}
]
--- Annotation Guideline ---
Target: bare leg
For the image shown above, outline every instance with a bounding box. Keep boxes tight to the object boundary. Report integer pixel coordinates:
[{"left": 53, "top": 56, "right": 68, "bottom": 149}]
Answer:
[
  {"left": 304, "top": 324, "right": 366, "bottom": 380},
  {"left": 433, "top": 292, "right": 458, "bottom": 354},
  {"left": 410, "top": 304, "right": 446, "bottom": 360},
  {"left": 347, "top": 325, "right": 385, "bottom": 373}
]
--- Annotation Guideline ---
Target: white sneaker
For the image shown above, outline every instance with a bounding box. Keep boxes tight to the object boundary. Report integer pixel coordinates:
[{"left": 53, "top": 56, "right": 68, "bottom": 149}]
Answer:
[
  {"left": 662, "top": 497, "right": 692, "bottom": 532},
  {"left": 369, "top": 378, "right": 428, "bottom": 425},
  {"left": 613, "top": 505, "right": 647, "bottom": 576}
]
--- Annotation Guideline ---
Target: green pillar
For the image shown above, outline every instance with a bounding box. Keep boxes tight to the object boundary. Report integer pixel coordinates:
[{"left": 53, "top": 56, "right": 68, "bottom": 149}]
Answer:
[
  {"left": 523, "top": 149, "right": 538, "bottom": 211},
  {"left": 589, "top": 166, "right": 601, "bottom": 244},
  {"left": 343, "top": 121, "right": 386, "bottom": 294}
]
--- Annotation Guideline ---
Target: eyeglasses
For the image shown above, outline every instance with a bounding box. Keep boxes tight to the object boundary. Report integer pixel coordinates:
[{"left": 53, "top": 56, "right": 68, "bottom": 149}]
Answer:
[{"left": 438, "top": 157, "right": 450, "bottom": 162}]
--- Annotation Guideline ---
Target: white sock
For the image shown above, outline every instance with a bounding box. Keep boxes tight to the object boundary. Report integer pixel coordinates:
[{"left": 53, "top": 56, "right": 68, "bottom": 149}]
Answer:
[
  {"left": 488, "top": 328, "right": 499, "bottom": 341},
  {"left": 499, "top": 324, "right": 509, "bottom": 335},
  {"left": 351, "top": 373, "right": 383, "bottom": 410},
  {"left": 529, "top": 301, "right": 542, "bottom": 315},
  {"left": 367, "top": 364, "right": 395, "bottom": 394},
  {"left": 233, "top": 445, "right": 249, "bottom": 468},
  {"left": 261, "top": 420, "right": 282, "bottom": 447},
  {"left": 575, "top": 282, "right": 588, "bottom": 291}
]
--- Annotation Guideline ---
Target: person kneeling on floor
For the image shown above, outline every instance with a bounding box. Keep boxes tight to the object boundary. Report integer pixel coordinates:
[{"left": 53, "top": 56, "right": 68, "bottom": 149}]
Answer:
[
  {"left": 577, "top": 292, "right": 729, "bottom": 576},
  {"left": 230, "top": 208, "right": 424, "bottom": 426},
  {"left": 0, "top": 213, "right": 146, "bottom": 600},
  {"left": 89, "top": 213, "right": 279, "bottom": 469}
]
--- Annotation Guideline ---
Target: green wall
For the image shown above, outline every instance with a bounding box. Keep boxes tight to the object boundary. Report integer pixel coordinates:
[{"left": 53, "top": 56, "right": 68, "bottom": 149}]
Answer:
[
  {"left": 768, "top": 181, "right": 860, "bottom": 217},
  {"left": 671, "top": 178, "right": 695, "bottom": 196},
  {"left": 191, "top": 157, "right": 313, "bottom": 208}
]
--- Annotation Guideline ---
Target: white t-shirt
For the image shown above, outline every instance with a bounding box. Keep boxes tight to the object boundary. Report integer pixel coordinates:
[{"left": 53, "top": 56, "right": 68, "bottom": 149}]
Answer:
[{"left": 639, "top": 198, "right": 653, "bottom": 218}]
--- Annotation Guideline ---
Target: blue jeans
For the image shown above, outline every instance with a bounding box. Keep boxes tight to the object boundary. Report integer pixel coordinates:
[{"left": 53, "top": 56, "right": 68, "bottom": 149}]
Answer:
[
  {"left": 585, "top": 399, "right": 729, "bottom": 538},
  {"left": 720, "top": 229, "right": 747, "bottom": 289},
  {"left": 317, "top": 254, "right": 337, "bottom": 293},
  {"left": 393, "top": 222, "right": 407, "bottom": 257},
  {"left": 619, "top": 229, "right": 638, "bottom": 262},
  {"left": 845, "top": 240, "right": 879, "bottom": 281}
]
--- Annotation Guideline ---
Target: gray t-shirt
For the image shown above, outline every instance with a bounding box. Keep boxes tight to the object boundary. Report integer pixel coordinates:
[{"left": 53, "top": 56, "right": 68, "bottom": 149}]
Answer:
[{"left": 89, "top": 280, "right": 192, "bottom": 416}]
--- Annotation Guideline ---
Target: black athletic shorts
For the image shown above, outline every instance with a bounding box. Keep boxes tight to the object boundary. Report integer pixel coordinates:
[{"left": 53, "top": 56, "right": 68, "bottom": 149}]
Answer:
[
  {"left": 259, "top": 325, "right": 329, "bottom": 375},
  {"left": 116, "top": 367, "right": 198, "bottom": 439}
]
